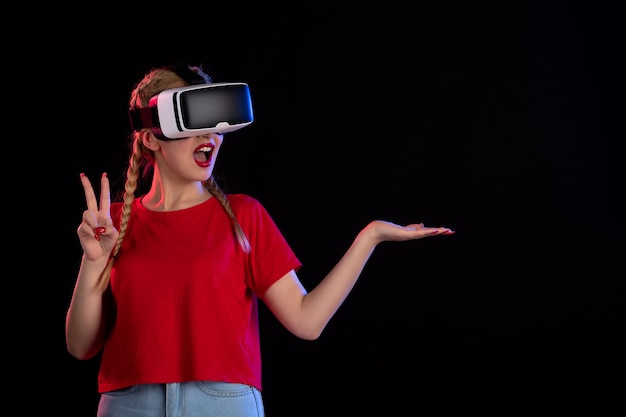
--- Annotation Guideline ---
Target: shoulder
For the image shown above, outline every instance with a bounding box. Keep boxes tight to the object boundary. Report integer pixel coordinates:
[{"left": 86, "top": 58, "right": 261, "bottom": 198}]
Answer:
[
  {"left": 227, "top": 194, "right": 263, "bottom": 211},
  {"left": 110, "top": 198, "right": 141, "bottom": 226},
  {"left": 111, "top": 200, "right": 124, "bottom": 216},
  {"left": 226, "top": 194, "right": 276, "bottom": 224}
]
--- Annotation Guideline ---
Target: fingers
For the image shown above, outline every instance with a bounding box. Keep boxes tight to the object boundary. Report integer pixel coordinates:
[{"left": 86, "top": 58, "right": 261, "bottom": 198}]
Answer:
[
  {"left": 405, "top": 223, "right": 454, "bottom": 235},
  {"left": 79, "top": 212, "right": 110, "bottom": 240},
  {"left": 94, "top": 226, "right": 106, "bottom": 241},
  {"left": 80, "top": 173, "right": 97, "bottom": 212},
  {"left": 99, "top": 173, "right": 111, "bottom": 214},
  {"left": 368, "top": 220, "right": 455, "bottom": 243},
  {"left": 402, "top": 224, "right": 455, "bottom": 240},
  {"left": 420, "top": 226, "right": 454, "bottom": 236},
  {"left": 82, "top": 209, "right": 98, "bottom": 228},
  {"left": 80, "top": 172, "right": 111, "bottom": 214},
  {"left": 404, "top": 223, "right": 425, "bottom": 230},
  {"left": 80, "top": 173, "right": 114, "bottom": 242}
]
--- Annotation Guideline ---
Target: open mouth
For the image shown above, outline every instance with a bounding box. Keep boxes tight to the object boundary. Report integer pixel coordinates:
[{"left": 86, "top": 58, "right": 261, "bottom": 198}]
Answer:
[{"left": 194, "top": 145, "right": 213, "bottom": 166}]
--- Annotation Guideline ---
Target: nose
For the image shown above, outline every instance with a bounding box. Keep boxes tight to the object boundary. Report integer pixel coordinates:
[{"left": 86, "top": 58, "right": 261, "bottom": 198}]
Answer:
[{"left": 199, "top": 132, "right": 223, "bottom": 139}]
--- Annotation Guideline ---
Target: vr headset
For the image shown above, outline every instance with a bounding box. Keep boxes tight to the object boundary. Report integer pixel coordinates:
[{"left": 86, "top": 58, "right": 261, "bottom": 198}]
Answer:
[{"left": 129, "top": 82, "right": 254, "bottom": 140}]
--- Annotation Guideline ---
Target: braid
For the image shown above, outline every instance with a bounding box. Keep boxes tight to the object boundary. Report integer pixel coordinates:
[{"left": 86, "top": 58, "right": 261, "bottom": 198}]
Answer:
[
  {"left": 95, "top": 134, "right": 144, "bottom": 291},
  {"left": 203, "top": 176, "right": 252, "bottom": 253}
]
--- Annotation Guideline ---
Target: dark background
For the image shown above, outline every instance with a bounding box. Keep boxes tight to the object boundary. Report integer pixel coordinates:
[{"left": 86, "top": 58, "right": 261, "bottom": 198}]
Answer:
[{"left": 43, "top": 0, "right": 623, "bottom": 415}]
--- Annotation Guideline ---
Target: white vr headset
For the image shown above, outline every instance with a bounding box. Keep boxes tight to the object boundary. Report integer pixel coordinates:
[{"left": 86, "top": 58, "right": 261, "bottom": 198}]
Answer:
[{"left": 129, "top": 82, "right": 254, "bottom": 140}]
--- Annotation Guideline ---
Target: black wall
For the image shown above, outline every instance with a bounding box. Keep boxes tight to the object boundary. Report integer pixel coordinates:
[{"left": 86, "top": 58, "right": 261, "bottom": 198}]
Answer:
[{"left": 43, "top": 1, "right": 623, "bottom": 415}]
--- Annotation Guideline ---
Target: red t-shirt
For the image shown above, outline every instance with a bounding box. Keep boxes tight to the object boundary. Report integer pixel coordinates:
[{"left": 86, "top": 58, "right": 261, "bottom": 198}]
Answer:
[{"left": 98, "top": 195, "right": 301, "bottom": 393}]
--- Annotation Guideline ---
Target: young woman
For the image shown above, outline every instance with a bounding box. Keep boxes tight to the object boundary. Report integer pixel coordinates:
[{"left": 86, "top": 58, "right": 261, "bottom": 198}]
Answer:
[{"left": 65, "top": 64, "right": 454, "bottom": 417}]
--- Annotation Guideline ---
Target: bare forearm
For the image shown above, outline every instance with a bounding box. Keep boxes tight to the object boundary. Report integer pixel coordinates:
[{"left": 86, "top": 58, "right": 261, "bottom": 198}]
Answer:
[
  {"left": 65, "top": 255, "right": 108, "bottom": 359},
  {"left": 264, "top": 220, "right": 453, "bottom": 340},
  {"left": 299, "top": 229, "right": 378, "bottom": 338}
]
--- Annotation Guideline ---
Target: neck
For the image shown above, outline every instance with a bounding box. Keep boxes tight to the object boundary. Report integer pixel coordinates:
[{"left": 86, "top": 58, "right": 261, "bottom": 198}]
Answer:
[{"left": 142, "top": 180, "right": 211, "bottom": 212}]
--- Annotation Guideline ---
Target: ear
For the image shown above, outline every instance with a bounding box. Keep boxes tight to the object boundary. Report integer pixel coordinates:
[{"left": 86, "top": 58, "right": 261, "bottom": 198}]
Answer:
[{"left": 141, "top": 130, "right": 160, "bottom": 151}]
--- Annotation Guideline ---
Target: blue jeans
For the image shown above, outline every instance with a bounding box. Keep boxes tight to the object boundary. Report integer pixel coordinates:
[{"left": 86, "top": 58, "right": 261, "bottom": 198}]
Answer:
[{"left": 97, "top": 381, "right": 265, "bottom": 417}]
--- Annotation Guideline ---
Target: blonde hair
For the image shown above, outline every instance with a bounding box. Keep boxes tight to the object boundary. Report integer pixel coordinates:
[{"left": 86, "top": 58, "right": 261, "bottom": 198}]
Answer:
[{"left": 96, "top": 65, "right": 251, "bottom": 291}]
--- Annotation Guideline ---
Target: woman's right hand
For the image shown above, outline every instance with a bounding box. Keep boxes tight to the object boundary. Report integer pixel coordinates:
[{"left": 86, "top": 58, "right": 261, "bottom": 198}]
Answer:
[{"left": 77, "top": 173, "right": 119, "bottom": 261}]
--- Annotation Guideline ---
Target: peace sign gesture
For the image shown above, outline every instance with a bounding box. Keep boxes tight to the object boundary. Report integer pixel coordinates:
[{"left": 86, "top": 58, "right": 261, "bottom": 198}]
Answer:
[{"left": 77, "top": 173, "right": 119, "bottom": 261}]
